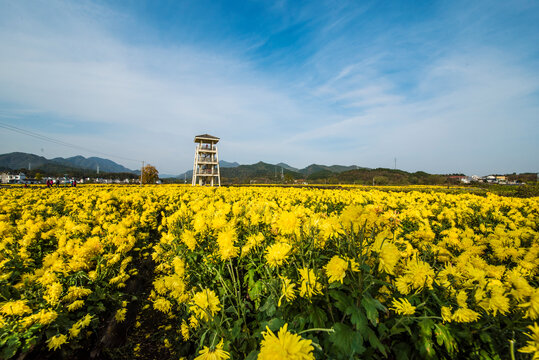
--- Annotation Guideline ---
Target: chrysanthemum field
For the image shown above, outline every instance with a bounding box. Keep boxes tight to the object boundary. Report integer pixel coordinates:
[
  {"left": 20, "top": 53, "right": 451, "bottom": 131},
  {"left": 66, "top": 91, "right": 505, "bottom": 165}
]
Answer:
[{"left": 0, "top": 185, "right": 538, "bottom": 359}]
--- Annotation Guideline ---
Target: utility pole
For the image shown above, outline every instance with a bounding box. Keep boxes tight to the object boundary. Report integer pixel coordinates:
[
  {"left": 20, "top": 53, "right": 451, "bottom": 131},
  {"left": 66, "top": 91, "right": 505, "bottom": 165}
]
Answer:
[
  {"left": 140, "top": 161, "right": 144, "bottom": 186},
  {"left": 394, "top": 157, "right": 397, "bottom": 170}
]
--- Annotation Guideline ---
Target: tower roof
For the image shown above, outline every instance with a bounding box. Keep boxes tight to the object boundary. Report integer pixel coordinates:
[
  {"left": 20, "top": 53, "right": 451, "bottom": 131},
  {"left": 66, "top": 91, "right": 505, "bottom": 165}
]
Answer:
[{"left": 194, "top": 134, "right": 220, "bottom": 142}]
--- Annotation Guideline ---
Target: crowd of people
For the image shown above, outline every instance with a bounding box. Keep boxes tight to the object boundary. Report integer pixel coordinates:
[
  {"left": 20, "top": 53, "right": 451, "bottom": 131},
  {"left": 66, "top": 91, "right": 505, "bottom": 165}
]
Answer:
[{"left": 45, "top": 179, "right": 77, "bottom": 187}]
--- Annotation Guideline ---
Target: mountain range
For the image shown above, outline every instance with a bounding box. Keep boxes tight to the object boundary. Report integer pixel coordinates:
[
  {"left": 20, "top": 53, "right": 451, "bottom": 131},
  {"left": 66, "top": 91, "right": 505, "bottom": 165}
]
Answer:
[
  {"left": 1, "top": 152, "right": 372, "bottom": 182},
  {"left": 3, "top": 152, "right": 534, "bottom": 186},
  {"left": 0, "top": 152, "right": 136, "bottom": 175}
]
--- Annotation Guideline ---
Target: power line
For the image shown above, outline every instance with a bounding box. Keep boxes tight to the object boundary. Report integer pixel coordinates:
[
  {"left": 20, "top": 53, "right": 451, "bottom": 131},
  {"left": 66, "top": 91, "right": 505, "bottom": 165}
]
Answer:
[{"left": 0, "top": 121, "right": 142, "bottom": 163}]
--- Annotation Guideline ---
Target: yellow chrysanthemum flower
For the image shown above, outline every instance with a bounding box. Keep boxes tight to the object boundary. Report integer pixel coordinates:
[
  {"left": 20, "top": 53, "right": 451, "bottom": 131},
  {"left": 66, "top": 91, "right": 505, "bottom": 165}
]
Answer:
[
  {"left": 276, "top": 211, "right": 298, "bottom": 235},
  {"left": 153, "top": 297, "right": 172, "bottom": 314},
  {"left": 216, "top": 228, "right": 238, "bottom": 261},
  {"left": 278, "top": 276, "right": 297, "bottom": 306},
  {"left": 298, "top": 268, "right": 322, "bottom": 299},
  {"left": 265, "top": 242, "right": 292, "bottom": 268},
  {"left": 451, "top": 308, "right": 480, "bottom": 323},
  {"left": 519, "top": 323, "right": 539, "bottom": 359},
  {"left": 194, "top": 339, "right": 230, "bottom": 360},
  {"left": 258, "top": 323, "right": 314, "bottom": 360},
  {"left": 520, "top": 289, "right": 539, "bottom": 320},
  {"left": 324, "top": 256, "right": 348, "bottom": 283},
  {"left": 390, "top": 298, "right": 416, "bottom": 315},
  {"left": 190, "top": 289, "right": 221, "bottom": 322},
  {"left": 47, "top": 334, "right": 68, "bottom": 351},
  {"left": 115, "top": 308, "right": 127, "bottom": 322},
  {"left": 181, "top": 319, "right": 190, "bottom": 340},
  {"left": 0, "top": 300, "right": 32, "bottom": 316},
  {"left": 181, "top": 230, "right": 197, "bottom": 251},
  {"left": 67, "top": 300, "right": 85, "bottom": 312}
]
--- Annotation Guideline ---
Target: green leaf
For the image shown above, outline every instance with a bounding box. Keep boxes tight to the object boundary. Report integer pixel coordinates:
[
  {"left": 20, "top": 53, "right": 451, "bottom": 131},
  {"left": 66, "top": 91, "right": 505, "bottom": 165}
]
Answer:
[
  {"left": 1, "top": 335, "right": 21, "bottom": 359},
  {"left": 361, "top": 297, "right": 379, "bottom": 326},
  {"left": 329, "top": 290, "right": 353, "bottom": 313},
  {"left": 433, "top": 323, "right": 456, "bottom": 354},
  {"left": 259, "top": 295, "right": 276, "bottom": 317},
  {"left": 330, "top": 323, "right": 365, "bottom": 356},
  {"left": 366, "top": 327, "right": 387, "bottom": 357},
  {"left": 418, "top": 318, "right": 434, "bottom": 338},
  {"left": 231, "top": 319, "right": 243, "bottom": 339},
  {"left": 245, "top": 350, "right": 259, "bottom": 360},
  {"left": 418, "top": 338, "right": 436, "bottom": 359},
  {"left": 309, "top": 307, "right": 328, "bottom": 328},
  {"left": 393, "top": 342, "right": 411, "bottom": 360},
  {"left": 267, "top": 318, "right": 285, "bottom": 332},
  {"left": 345, "top": 304, "right": 367, "bottom": 333}
]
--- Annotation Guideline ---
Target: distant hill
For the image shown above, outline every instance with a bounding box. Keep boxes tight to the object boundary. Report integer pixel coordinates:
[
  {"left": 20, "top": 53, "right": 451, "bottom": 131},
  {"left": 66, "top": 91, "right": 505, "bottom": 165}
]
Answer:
[
  {"left": 298, "top": 164, "right": 363, "bottom": 176},
  {"left": 0, "top": 152, "right": 137, "bottom": 175},
  {"left": 0, "top": 152, "right": 50, "bottom": 170},
  {"left": 276, "top": 163, "right": 299, "bottom": 172},
  {"left": 222, "top": 161, "right": 301, "bottom": 182},
  {"left": 219, "top": 160, "right": 240, "bottom": 168},
  {"left": 51, "top": 155, "right": 135, "bottom": 173},
  {"left": 175, "top": 160, "right": 240, "bottom": 179},
  {"left": 173, "top": 161, "right": 372, "bottom": 184}
]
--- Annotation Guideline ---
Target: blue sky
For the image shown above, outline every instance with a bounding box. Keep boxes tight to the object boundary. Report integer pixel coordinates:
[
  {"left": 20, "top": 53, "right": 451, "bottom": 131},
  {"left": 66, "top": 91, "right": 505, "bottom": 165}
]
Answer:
[{"left": 0, "top": 0, "right": 537, "bottom": 175}]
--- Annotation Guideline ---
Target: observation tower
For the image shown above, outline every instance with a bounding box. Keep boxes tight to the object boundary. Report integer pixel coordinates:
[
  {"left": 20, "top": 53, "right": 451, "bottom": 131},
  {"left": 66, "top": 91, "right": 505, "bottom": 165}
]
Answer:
[{"left": 192, "top": 134, "right": 221, "bottom": 186}]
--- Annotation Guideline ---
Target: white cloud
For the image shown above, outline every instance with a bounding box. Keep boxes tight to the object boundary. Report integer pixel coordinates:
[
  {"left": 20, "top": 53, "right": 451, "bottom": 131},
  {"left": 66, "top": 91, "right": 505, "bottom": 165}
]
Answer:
[{"left": 0, "top": 0, "right": 537, "bottom": 175}]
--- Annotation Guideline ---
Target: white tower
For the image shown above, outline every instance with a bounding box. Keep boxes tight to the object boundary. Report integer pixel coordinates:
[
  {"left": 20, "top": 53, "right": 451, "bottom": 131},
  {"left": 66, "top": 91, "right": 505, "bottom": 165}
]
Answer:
[{"left": 192, "top": 134, "right": 221, "bottom": 186}]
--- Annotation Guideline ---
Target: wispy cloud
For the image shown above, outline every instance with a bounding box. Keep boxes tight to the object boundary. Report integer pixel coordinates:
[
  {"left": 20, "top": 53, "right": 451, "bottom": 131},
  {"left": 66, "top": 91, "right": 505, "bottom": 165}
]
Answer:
[{"left": 0, "top": 0, "right": 537, "bottom": 174}]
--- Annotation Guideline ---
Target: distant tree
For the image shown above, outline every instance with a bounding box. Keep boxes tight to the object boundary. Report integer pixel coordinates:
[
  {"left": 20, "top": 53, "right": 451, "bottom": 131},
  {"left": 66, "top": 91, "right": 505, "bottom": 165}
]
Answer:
[
  {"left": 284, "top": 173, "right": 294, "bottom": 184},
  {"left": 373, "top": 176, "right": 388, "bottom": 185},
  {"left": 35, "top": 172, "right": 43, "bottom": 180},
  {"left": 141, "top": 164, "right": 159, "bottom": 184}
]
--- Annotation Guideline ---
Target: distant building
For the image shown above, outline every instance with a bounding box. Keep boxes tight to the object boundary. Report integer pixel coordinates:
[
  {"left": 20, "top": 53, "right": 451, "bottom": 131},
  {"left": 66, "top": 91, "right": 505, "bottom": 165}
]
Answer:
[
  {"left": 0, "top": 172, "right": 26, "bottom": 184},
  {"left": 192, "top": 134, "right": 221, "bottom": 186}
]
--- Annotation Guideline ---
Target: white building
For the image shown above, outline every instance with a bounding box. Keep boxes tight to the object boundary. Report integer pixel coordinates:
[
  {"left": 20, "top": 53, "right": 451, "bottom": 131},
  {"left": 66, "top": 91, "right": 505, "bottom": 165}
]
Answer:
[{"left": 0, "top": 173, "right": 26, "bottom": 184}]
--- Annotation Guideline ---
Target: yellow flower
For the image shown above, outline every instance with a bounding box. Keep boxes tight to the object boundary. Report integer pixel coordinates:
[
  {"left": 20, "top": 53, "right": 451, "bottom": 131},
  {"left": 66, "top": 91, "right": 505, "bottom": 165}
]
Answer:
[
  {"left": 115, "top": 308, "right": 127, "bottom": 322},
  {"left": 44, "top": 282, "right": 63, "bottom": 305},
  {"left": 190, "top": 289, "right": 221, "bottom": 322},
  {"left": 194, "top": 339, "right": 230, "bottom": 360},
  {"left": 265, "top": 242, "right": 292, "bottom": 268},
  {"left": 67, "top": 300, "right": 85, "bottom": 312},
  {"left": 241, "top": 232, "right": 265, "bottom": 256},
  {"left": 520, "top": 288, "right": 539, "bottom": 320},
  {"left": 69, "top": 323, "right": 81, "bottom": 338},
  {"left": 181, "top": 319, "right": 190, "bottom": 340},
  {"left": 216, "top": 228, "right": 238, "bottom": 261},
  {"left": 181, "top": 230, "right": 197, "bottom": 251},
  {"left": 63, "top": 286, "right": 92, "bottom": 302},
  {"left": 479, "top": 280, "right": 510, "bottom": 316},
  {"left": 519, "top": 323, "right": 539, "bottom": 358},
  {"left": 394, "top": 257, "right": 434, "bottom": 295},
  {"left": 276, "top": 211, "right": 298, "bottom": 235},
  {"left": 298, "top": 268, "right": 322, "bottom": 299},
  {"left": 79, "top": 314, "right": 93, "bottom": 327},
  {"left": 378, "top": 242, "right": 401, "bottom": 275},
  {"left": 36, "top": 309, "right": 58, "bottom": 326},
  {"left": 258, "top": 323, "right": 314, "bottom": 360},
  {"left": 324, "top": 256, "right": 348, "bottom": 283},
  {"left": 451, "top": 308, "right": 480, "bottom": 323},
  {"left": 441, "top": 306, "right": 453, "bottom": 323},
  {"left": 390, "top": 298, "right": 416, "bottom": 315},
  {"left": 278, "top": 276, "right": 297, "bottom": 306},
  {"left": 0, "top": 300, "right": 32, "bottom": 316},
  {"left": 47, "top": 334, "right": 68, "bottom": 351},
  {"left": 153, "top": 297, "right": 172, "bottom": 314}
]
